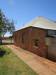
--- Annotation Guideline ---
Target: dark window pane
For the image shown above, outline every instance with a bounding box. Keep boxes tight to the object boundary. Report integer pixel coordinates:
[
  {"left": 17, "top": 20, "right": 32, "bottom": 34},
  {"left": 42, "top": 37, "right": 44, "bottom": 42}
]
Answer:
[{"left": 34, "top": 39, "right": 38, "bottom": 46}]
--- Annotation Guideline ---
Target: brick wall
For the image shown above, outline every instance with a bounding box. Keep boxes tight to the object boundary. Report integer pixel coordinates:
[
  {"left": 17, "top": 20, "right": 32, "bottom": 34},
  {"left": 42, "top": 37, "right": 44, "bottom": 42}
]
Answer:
[{"left": 13, "top": 27, "right": 47, "bottom": 58}]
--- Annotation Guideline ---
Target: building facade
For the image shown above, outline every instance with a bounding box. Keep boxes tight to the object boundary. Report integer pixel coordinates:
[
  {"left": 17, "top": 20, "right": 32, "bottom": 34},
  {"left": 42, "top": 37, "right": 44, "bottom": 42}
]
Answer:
[
  {"left": 13, "top": 26, "right": 48, "bottom": 58},
  {"left": 13, "top": 17, "right": 56, "bottom": 61}
]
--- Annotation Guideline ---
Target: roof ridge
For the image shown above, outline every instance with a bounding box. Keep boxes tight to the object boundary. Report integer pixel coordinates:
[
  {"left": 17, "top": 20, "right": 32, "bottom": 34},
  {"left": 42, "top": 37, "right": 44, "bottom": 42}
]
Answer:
[{"left": 37, "top": 16, "right": 56, "bottom": 24}]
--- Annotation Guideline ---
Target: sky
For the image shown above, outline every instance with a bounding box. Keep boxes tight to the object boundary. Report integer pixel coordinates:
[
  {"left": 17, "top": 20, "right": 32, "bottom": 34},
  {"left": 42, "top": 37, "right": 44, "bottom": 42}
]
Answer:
[{"left": 0, "top": 0, "right": 56, "bottom": 36}]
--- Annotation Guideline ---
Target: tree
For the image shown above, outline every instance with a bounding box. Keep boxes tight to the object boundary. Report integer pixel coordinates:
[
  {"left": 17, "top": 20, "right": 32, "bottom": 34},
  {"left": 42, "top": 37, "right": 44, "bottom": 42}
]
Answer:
[
  {"left": 8, "top": 20, "right": 15, "bottom": 34},
  {"left": 0, "top": 9, "right": 15, "bottom": 37}
]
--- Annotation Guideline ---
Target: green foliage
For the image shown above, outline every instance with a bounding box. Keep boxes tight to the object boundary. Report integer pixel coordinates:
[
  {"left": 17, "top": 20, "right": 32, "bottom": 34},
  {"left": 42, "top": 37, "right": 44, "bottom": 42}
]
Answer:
[
  {"left": 0, "top": 46, "right": 38, "bottom": 75},
  {"left": 0, "top": 9, "right": 15, "bottom": 37}
]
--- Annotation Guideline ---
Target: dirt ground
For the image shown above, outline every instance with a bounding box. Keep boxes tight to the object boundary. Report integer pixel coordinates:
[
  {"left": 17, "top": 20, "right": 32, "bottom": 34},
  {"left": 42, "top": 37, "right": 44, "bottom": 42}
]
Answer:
[{"left": 6, "top": 45, "right": 56, "bottom": 75}]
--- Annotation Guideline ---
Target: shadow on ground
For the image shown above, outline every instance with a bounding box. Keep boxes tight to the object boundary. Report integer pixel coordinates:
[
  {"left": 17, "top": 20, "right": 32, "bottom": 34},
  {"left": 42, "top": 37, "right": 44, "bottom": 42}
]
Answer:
[
  {"left": 0, "top": 43, "right": 14, "bottom": 45},
  {"left": 0, "top": 49, "right": 6, "bottom": 57},
  {"left": 2, "top": 43, "right": 13, "bottom": 45}
]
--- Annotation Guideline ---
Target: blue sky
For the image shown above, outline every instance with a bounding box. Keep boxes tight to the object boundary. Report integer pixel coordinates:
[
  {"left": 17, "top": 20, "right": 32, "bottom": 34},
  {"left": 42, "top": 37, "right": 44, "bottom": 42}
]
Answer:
[{"left": 0, "top": 0, "right": 56, "bottom": 36}]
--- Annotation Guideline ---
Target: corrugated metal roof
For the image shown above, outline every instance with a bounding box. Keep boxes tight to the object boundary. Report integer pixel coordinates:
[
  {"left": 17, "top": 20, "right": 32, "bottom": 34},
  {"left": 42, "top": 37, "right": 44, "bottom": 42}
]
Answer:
[{"left": 23, "top": 16, "right": 56, "bottom": 30}]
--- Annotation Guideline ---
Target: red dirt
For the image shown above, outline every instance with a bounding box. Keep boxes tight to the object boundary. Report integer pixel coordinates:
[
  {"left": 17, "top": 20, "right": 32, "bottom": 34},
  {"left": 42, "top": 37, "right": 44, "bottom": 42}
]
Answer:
[{"left": 6, "top": 45, "right": 56, "bottom": 75}]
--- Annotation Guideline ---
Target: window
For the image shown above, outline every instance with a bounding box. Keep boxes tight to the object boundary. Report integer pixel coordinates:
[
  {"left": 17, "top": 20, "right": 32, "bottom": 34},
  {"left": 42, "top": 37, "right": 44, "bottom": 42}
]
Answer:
[
  {"left": 34, "top": 39, "right": 39, "bottom": 47},
  {"left": 46, "top": 30, "right": 56, "bottom": 37}
]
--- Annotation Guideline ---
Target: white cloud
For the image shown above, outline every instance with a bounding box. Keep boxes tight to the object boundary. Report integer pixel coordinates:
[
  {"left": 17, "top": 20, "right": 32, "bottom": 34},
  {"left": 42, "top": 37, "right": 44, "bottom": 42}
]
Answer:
[{"left": 4, "top": 32, "right": 12, "bottom": 37}]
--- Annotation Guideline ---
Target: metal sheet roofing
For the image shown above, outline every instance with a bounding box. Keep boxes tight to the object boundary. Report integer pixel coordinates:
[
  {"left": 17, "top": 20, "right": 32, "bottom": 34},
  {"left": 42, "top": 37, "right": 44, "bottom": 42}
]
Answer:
[{"left": 23, "top": 16, "right": 56, "bottom": 30}]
